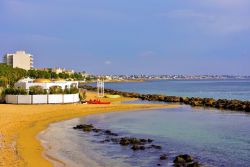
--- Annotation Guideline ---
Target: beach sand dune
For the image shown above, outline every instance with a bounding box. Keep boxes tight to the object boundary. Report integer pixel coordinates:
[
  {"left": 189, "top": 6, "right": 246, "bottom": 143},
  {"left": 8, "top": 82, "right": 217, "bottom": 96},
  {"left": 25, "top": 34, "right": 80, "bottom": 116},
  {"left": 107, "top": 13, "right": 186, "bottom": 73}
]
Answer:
[{"left": 0, "top": 92, "right": 178, "bottom": 167}]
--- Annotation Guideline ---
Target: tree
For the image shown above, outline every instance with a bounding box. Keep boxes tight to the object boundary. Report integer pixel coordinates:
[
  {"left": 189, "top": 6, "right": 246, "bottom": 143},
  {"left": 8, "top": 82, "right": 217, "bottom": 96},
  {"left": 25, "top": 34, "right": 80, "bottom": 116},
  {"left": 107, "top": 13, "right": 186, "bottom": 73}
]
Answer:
[{"left": 29, "top": 85, "right": 46, "bottom": 95}]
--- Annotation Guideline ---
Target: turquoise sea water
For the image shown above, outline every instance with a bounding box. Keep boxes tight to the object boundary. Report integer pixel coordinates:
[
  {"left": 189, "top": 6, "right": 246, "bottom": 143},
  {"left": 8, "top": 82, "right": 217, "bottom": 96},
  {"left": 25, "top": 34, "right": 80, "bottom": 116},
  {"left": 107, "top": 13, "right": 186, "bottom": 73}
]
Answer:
[
  {"left": 96, "top": 80, "right": 250, "bottom": 100},
  {"left": 40, "top": 80, "right": 250, "bottom": 166},
  {"left": 40, "top": 106, "right": 250, "bottom": 167}
]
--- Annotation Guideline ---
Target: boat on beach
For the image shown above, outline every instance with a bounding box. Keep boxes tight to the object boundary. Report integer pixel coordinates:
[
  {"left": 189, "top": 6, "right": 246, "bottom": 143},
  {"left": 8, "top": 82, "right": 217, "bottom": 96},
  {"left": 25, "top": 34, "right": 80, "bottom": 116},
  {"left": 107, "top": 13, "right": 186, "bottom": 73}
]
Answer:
[{"left": 87, "top": 99, "right": 111, "bottom": 104}]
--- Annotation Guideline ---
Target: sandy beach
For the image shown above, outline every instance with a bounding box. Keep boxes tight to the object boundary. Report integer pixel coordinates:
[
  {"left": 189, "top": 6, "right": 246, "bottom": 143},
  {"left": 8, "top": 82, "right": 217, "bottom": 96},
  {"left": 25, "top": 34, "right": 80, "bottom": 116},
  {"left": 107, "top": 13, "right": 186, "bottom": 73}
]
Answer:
[{"left": 0, "top": 92, "right": 179, "bottom": 167}]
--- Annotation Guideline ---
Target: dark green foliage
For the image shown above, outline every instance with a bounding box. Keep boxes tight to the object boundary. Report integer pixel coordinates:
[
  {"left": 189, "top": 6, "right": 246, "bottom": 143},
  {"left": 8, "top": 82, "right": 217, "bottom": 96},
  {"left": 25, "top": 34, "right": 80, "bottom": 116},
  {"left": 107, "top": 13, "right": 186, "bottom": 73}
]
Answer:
[
  {"left": 63, "top": 86, "right": 79, "bottom": 94},
  {"left": 0, "top": 76, "right": 8, "bottom": 87},
  {"left": 51, "top": 72, "right": 59, "bottom": 79},
  {"left": 79, "top": 89, "right": 86, "bottom": 100},
  {"left": 29, "top": 85, "right": 47, "bottom": 95},
  {"left": 0, "top": 64, "right": 27, "bottom": 86},
  {"left": 0, "top": 64, "right": 91, "bottom": 90},
  {"left": 4, "top": 87, "right": 27, "bottom": 95},
  {"left": 58, "top": 72, "right": 70, "bottom": 79},
  {"left": 49, "top": 86, "right": 63, "bottom": 94},
  {"left": 63, "top": 87, "right": 71, "bottom": 94},
  {"left": 70, "top": 86, "right": 79, "bottom": 94}
]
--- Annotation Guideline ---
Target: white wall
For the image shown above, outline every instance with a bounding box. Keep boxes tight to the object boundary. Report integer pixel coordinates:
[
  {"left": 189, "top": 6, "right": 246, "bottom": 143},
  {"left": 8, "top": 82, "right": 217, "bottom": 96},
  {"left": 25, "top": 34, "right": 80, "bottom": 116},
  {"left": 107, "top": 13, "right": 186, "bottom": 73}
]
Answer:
[
  {"left": 64, "top": 94, "right": 74, "bottom": 103},
  {"left": 5, "top": 94, "right": 79, "bottom": 104},
  {"left": 73, "top": 94, "right": 80, "bottom": 102},
  {"left": 5, "top": 95, "right": 18, "bottom": 104},
  {"left": 18, "top": 95, "right": 32, "bottom": 104},
  {"left": 32, "top": 95, "right": 47, "bottom": 104},
  {"left": 48, "top": 94, "right": 63, "bottom": 104}
]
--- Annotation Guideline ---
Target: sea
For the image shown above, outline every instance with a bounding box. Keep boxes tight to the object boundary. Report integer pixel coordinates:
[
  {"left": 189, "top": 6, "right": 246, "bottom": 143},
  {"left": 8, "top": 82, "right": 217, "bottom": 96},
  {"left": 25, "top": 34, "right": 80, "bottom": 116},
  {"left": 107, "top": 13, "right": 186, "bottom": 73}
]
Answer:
[{"left": 39, "top": 80, "right": 250, "bottom": 167}]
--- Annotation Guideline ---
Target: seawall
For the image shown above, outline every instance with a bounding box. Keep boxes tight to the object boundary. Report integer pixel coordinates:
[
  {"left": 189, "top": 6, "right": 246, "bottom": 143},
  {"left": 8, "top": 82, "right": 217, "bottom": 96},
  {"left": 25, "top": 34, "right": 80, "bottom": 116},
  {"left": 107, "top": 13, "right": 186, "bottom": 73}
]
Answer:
[{"left": 80, "top": 85, "right": 250, "bottom": 112}]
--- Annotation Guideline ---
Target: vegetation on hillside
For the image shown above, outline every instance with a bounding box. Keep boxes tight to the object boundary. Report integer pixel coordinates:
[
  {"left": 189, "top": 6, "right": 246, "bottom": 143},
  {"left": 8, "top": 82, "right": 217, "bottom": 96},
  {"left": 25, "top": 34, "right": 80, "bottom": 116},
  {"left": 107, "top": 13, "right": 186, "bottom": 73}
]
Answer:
[
  {"left": 0, "top": 64, "right": 93, "bottom": 87},
  {"left": 0, "top": 64, "right": 27, "bottom": 86}
]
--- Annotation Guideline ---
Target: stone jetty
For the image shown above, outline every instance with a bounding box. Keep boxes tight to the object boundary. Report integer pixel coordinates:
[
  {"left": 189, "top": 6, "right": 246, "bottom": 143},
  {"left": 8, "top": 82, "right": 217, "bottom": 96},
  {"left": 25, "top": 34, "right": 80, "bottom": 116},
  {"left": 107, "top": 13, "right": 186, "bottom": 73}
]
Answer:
[{"left": 80, "top": 85, "right": 250, "bottom": 112}]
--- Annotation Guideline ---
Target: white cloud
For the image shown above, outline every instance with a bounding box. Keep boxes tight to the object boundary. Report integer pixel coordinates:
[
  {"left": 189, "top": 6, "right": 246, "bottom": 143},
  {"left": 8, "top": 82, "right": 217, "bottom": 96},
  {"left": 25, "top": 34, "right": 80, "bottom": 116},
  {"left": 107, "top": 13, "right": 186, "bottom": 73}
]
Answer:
[{"left": 104, "top": 60, "right": 112, "bottom": 65}]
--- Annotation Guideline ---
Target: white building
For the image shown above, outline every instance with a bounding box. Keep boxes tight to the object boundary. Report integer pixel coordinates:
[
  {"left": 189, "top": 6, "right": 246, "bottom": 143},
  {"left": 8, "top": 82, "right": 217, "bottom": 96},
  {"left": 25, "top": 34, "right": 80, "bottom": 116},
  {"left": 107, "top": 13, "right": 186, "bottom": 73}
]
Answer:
[
  {"left": 3, "top": 51, "right": 33, "bottom": 70},
  {"left": 14, "top": 78, "right": 78, "bottom": 90},
  {"left": 5, "top": 78, "right": 80, "bottom": 104}
]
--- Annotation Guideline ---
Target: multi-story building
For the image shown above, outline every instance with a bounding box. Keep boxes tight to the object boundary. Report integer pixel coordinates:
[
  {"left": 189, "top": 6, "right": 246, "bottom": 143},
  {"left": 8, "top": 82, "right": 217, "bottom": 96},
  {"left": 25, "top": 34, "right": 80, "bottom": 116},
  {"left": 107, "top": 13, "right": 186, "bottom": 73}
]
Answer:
[
  {"left": 52, "top": 68, "right": 74, "bottom": 75},
  {"left": 3, "top": 51, "right": 33, "bottom": 70}
]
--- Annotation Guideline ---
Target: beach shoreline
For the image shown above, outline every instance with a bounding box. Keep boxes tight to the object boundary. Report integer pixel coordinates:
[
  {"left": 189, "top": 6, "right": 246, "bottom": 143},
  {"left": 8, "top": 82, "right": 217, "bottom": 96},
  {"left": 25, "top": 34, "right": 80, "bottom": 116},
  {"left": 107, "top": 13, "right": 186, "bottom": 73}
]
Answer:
[{"left": 0, "top": 91, "right": 179, "bottom": 167}]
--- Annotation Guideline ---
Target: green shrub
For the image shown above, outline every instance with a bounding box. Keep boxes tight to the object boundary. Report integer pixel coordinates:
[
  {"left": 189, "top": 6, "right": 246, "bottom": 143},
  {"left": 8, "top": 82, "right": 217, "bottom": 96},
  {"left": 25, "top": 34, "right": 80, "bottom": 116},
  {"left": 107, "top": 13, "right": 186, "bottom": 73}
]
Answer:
[
  {"left": 0, "top": 87, "right": 4, "bottom": 97},
  {"left": 29, "top": 86, "right": 47, "bottom": 95},
  {"left": 4, "top": 87, "right": 27, "bottom": 95},
  {"left": 79, "top": 89, "right": 86, "bottom": 101},
  {"left": 70, "top": 87, "right": 79, "bottom": 94},
  {"left": 63, "top": 87, "right": 71, "bottom": 94},
  {"left": 49, "top": 86, "right": 63, "bottom": 94},
  {"left": 0, "top": 77, "right": 8, "bottom": 87}
]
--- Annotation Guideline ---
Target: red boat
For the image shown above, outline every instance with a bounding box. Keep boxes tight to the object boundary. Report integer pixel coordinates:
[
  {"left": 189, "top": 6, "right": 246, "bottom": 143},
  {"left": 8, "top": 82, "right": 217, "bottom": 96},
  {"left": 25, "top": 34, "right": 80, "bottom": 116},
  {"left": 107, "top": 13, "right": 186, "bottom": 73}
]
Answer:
[{"left": 87, "top": 99, "right": 111, "bottom": 104}]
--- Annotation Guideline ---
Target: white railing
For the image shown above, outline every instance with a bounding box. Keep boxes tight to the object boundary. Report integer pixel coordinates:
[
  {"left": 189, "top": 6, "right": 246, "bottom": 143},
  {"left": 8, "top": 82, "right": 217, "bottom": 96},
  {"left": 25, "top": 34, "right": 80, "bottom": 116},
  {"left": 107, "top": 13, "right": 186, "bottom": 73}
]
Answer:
[{"left": 5, "top": 94, "right": 79, "bottom": 104}]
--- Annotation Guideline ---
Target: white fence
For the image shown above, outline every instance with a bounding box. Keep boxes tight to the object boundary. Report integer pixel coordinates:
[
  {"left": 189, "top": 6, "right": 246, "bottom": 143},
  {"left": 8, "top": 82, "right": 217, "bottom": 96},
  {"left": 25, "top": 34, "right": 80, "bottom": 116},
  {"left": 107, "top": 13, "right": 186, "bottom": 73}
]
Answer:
[{"left": 5, "top": 94, "right": 80, "bottom": 104}]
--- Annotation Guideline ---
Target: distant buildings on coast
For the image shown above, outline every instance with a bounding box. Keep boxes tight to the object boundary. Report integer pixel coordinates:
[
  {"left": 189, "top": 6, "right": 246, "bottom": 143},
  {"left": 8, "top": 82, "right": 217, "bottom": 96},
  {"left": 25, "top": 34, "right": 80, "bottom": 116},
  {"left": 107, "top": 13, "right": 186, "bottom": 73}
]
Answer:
[
  {"left": 1, "top": 50, "right": 249, "bottom": 81},
  {"left": 1, "top": 51, "right": 83, "bottom": 76},
  {"left": 98, "top": 74, "right": 250, "bottom": 81}
]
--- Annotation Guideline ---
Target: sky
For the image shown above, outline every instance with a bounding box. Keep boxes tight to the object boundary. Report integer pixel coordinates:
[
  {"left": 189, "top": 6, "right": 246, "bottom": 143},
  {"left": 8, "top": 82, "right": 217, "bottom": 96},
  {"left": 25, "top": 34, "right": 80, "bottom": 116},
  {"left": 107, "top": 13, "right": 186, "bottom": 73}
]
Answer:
[{"left": 0, "top": 0, "right": 250, "bottom": 75}]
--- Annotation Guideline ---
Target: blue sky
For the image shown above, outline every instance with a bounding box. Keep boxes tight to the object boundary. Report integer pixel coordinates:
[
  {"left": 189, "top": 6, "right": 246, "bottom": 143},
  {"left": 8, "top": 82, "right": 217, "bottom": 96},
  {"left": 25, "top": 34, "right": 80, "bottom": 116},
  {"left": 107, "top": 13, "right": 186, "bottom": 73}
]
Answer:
[{"left": 0, "top": 0, "right": 250, "bottom": 75}]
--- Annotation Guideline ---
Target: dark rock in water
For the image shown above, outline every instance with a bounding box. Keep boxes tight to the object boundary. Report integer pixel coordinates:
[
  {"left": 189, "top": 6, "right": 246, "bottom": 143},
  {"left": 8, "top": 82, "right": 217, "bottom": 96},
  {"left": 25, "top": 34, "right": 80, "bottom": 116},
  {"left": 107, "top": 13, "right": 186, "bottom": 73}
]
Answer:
[
  {"left": 173, "top": 154, "right": 193, "bottom": 163},
  {"left": 147, "top": 139, "right": 153, "bottom": 143},
  {"left": 131, "top": 144, "right": 145, "bottom": 151},
  {"left": 73, "top": 124, "right": 94, "bottom": 132},
  {"left": 157, "top": 163, "right": 161, "bottom": 166},
  {"left": 119, "top": 138, "right": 130, "bottom": 146},
  {"left": 151, "top": 144, "right": 162, "bottom": 149},
  {"left": 140, "top": 138, "right": 147, "bottom": 143},
  {"left": 105, "top": 130, "right": 118, "bottom": 136},
  {"left": 173, "top": 154, "right": 198, "bottom": 167},
  {"left": 130, "top": 138, "right": 143, "bottom": 145},
  {"left": 100, "top": 139, "right": 110, "bottom": 143},
  {"left": 187, "top": 162, "right": 200, "bottom": 167},
  {"left": 110, "top": 138, "right": 120, "bottom": 143},
  {"left": 159, "top": 154, "right": 167, "bottom": 160},
  {"left": 92, "top": 128, "right": 102, "bottom": 133}
]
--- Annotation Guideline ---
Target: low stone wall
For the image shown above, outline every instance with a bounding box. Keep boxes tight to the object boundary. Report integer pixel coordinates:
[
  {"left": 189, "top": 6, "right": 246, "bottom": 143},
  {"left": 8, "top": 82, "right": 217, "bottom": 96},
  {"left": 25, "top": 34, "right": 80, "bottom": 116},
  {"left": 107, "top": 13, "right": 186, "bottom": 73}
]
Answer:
[
  {"left": 80, "top": 85, "right": 250, "bottom": 112},
  {"left": 5, "top": 94, "right": 80, "bottom": 104}
]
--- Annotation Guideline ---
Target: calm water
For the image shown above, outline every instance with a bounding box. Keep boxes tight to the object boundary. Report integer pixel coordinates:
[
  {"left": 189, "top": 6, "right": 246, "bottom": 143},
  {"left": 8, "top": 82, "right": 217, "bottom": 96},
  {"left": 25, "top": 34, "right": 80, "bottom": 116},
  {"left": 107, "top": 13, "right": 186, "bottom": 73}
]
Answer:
[
  {"left": 40, "top": 106, "right": 250, "bottom": 167},
  {"left": 96, "top": 80, "right": 250, "bottom": 100},
  {"left": 40, "top": 80, "right": 250, "bottom": 166}
]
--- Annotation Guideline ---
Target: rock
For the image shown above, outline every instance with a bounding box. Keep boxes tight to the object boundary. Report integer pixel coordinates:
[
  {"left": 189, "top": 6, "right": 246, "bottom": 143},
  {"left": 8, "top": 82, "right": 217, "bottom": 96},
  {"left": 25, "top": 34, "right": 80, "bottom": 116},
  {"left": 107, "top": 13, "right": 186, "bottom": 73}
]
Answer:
[
  {"left": 73, "top": 124, "right": 94, "bottom": 132},
  {"left": 173, "top": 156, "right": 186, "bottom": 165},
  {"left": 187, "top": 162, "right": 200, "bottom": 167},
  {"left": 140, "top": 138, "right": 147, "bottom": 143},
  {"left": 159, "top": 154, "right": 167, "bottom": 160},
  {"left": 92, "top": 128, "right": 102, "bottom": 133},
  {"left": 131, "top": 145, "right": 145, "bottom": 151},
  {"left": 119, "top": 138, "right": 130, "bottom": 146},
  {"left": 130, "top": 138, "right": 142, "bottom": 145},
  {"left": 173, "top": 154, "right": 194, "bottom": 166},
  {"left": 148, "top": 139, "right": 153, "bottom": 143},
  {"left": 110, "top": 138, "right": 120, "bottom": 143},
  {"left": 151, "top": 144, "right": 162, "bottom": 149}
]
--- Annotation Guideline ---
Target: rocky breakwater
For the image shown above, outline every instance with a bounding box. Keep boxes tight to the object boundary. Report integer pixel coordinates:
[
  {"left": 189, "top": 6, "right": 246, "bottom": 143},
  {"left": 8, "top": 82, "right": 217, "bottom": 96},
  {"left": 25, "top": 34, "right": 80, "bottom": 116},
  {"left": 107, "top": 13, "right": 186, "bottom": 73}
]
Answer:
[
  {"left": 80, "top": 85, "right": 250, "bottom": 112},
  {"left": 73, "top": 124, "right": 200, "bottom": 167}
]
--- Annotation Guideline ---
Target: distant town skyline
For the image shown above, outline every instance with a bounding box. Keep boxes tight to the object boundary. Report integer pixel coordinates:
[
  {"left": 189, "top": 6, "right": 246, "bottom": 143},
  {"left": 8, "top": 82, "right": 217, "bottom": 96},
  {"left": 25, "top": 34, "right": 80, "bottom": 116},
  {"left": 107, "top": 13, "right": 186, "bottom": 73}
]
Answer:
[{"left": 0, "top": 0, "right": 250, "bottom": 75}]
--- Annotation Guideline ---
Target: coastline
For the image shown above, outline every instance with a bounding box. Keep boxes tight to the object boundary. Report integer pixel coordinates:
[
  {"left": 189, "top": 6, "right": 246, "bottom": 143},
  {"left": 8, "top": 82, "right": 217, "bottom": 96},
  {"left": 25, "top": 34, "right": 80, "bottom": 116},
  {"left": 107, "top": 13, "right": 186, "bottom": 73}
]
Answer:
[{"left": 0, "top": 91, "right": 179, "bottom": 167}]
